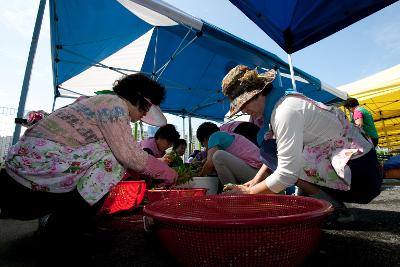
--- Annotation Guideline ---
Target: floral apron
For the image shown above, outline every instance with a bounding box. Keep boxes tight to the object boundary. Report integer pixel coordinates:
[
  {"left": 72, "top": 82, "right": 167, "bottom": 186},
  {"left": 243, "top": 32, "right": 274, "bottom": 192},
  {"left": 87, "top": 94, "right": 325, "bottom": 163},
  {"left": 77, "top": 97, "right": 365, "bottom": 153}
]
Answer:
[
  {"left": 263, "top": 94, "right": 372, "bottom": 191},
  {"left": 5, "top": 136, "right": 125, "bottom": 205}
]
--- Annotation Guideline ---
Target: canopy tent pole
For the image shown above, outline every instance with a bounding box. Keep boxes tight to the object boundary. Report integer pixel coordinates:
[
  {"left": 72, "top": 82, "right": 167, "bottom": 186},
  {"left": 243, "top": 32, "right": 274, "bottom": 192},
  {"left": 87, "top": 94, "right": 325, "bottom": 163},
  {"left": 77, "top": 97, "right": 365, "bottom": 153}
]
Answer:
[
  {"left": 188, "top": 116, "right": 193, "bottom": 157},
  {"left": 139, "top": 121, "right": 144, "bottom": 141},
  {"left": 182, "top": 115, "right": 186, "bottom": 159},
  {"left": 380, "top": 111, "right": 391, "bottom": 148},
  {"left": 155, "top": 28, "right": 198, "bottom": 81},
  {"left": 152, "top": 26, "right": 159, "bottom": 78},
  {"left": 276, "top": 68, "right": 283, "bottom": 87},
  {"left": 287, "top": 53, "right": 297, "bottom": 91},
  {"left": 51, "top": 95, "right": 57, "bottom": 112},
  {"left": 134, "top": 122, "right": 138, "bottom": 141},
  {"left": 12, "top": 0, "right": 47, "bottom": 145}
]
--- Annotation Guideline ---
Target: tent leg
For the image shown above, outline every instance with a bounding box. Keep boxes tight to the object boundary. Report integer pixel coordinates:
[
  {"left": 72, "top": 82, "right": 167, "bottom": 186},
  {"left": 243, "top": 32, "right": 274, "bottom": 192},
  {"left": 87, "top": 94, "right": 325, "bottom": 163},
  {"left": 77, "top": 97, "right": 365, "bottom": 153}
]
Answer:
[
  {"left": 182, "top": 116, "right": 186, "bottom": 160},
  {"left": 188, "top": 116, "right": 193, "bottom": 157},
  {"left": 12, "top": 0, "right": 47, "bottom": 145},
  {"left": 139, "top": 121, "right": 144, "bottom": 141},
  {"left": 134, "top": 122, "right": 138, "bottom": 141},
  {"left": 287, "top": 53, "right": 297, "bottom": 91},
  {"left": 51, "top": 95, "right": 57, "bottom": 112},
  {"left": 276, "top": 68, "right": 283, "bottom": 87},
  {"left": 380, "top": 111, "right": 390, "bottom": 148}
]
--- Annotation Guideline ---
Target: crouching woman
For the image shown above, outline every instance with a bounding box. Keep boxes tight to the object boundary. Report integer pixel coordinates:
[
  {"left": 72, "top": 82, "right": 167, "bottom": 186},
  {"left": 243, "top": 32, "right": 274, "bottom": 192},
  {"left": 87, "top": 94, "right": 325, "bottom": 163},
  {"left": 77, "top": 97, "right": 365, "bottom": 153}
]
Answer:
[{"left": 222, "top": 65, "right": 382, "bottom": 213}]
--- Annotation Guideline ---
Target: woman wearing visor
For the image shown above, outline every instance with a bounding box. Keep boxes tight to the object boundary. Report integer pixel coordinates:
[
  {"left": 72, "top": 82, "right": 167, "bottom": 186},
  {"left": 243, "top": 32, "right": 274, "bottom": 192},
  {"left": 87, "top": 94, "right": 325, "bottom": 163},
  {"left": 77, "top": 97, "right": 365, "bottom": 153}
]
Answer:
[{"left": 0, "top": 73, "right": 177, "bottom": 223}]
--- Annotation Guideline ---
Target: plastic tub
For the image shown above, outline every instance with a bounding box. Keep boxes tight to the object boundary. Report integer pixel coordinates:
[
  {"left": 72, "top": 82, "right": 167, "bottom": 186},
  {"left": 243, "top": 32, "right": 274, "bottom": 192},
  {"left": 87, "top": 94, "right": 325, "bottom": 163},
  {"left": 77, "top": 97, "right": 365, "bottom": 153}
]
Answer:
[
  {"left": 144, "top": 194, "right": 333, "bottom": 266},
  {"left": 177, "top": 176, "right": 219, "bottom": 195},
  {"left": 99, "top": 180, "right": 146, "bottom": 215}
]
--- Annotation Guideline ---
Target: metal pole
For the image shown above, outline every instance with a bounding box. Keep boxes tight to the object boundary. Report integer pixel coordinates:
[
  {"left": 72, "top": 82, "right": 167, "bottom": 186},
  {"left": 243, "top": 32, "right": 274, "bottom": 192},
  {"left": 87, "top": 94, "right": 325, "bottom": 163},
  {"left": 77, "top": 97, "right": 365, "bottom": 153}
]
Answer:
[
  {"left": 380, "top": 111, "right": 390, "bottom": 148},
  {"left": 188, "top": 116, "right": 193, "bottom": 156},
  {"left": 134, "top": 122, "right": 138, "bottom": 141},
  {"left": 276, "top": 68, "right": 283, "bottom": 87},
  {"left": 182, "top": 115, "right": 186, "bottom": 160},
  {"left": 287, "top": 53, "right": 297, "bottom": 91},
  {"left": 12, "top": 0, "right": 47, "bottom": 145}
]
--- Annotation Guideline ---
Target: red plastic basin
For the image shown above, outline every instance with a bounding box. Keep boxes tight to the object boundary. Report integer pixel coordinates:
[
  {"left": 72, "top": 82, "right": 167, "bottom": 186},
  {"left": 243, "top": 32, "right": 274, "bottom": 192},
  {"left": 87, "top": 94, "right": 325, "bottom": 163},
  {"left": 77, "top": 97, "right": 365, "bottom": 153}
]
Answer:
[
  {"left": 146, "top": 188, "right": 207, "bottom": 203},
  {"left": 144, "top": 194, "right": 332, "bottom": 266}
]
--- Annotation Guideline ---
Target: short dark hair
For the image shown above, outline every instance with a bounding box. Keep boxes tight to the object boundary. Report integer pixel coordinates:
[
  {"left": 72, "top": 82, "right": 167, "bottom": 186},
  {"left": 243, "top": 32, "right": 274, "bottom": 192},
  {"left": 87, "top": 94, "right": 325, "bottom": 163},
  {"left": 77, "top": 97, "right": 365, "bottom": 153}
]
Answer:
[
  {"left": 154, "top": 124, "right": 180, "bottom": 143},
  {"left": 196, "top": 122, "right": 220, "bottom": 143},
  {"left": 344, "top": 97, "right": 359, "bottom": 109},
  {"left": 173, "top": 139, "right": 187, "bottom": 150},
  {"left": 113, "top": 73, "right": 165, "bottom": 113}
]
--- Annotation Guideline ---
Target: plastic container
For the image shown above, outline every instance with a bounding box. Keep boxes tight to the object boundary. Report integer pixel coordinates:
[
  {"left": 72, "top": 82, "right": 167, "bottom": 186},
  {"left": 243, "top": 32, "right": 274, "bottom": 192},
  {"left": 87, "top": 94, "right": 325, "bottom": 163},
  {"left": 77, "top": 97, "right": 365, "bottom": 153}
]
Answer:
[
  {"left": 99, "top": 180, "right": 146, "bottom": 215},
  {"left": 177, "top": 176, "right": 219, "bottom": 195},
  {"left": 146, "top": 188, "right": 207, "bottom": 203},
  {"left": 144, "top": 194, "right": 333, "bottom": 267}
]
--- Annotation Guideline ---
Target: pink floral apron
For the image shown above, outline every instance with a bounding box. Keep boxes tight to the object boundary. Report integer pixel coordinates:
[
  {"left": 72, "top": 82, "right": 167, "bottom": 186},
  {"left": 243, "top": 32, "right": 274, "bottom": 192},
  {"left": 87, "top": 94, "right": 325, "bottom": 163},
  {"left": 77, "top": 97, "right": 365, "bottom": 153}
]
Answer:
[
  {"left": 265, "top": 94, "right": 372, "bottom": 191},
  {"left": 5, "top": 136, "right": 125, "bottom": 205}
]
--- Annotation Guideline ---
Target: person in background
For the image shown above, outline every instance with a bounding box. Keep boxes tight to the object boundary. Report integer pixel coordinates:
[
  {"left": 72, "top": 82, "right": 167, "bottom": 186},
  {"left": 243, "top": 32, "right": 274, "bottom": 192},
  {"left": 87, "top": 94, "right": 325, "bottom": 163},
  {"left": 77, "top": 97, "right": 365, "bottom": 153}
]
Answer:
[
  {"left": 140, "top": 123, "right": 180, "bottom": 163},
  {"left": 196, "top": 122, "right": 262, "bottom": 185},
  {"left": 172, "top": 139, "right": 187, "bottom": 157},
  {"left": 0, "top": 73, "right": 177, "bottom": 231},
  {"left": 221, "top": 65, "right": 382, "bottom": 223},
  {"left": 219, "top": 121, "right": 260, "bottom": 147},
  {"left": 167, "top": 139, "right": 187, "bottom": 167},
  {"left": 344, "top": 97, "right": 379, "bottom": 147},
  {"left": 186, "top": 149, "right": 207, "bottom": 164}
]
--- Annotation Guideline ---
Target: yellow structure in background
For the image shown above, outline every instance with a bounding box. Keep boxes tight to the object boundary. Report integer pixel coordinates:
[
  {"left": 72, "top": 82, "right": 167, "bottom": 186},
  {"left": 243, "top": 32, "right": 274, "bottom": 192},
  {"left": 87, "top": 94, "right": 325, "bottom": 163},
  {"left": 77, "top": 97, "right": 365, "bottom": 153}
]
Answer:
[{"left": 339, "top": 64, "right": 400, "bottom": 149}]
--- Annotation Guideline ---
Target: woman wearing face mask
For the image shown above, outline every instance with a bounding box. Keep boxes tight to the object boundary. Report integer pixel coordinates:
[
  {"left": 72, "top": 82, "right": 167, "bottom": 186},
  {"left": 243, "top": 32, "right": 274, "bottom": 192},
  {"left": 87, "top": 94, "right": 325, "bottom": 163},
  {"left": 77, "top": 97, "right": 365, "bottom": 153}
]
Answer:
[{"left": 0, "top": 73, "right": 177, "bottom": 224}]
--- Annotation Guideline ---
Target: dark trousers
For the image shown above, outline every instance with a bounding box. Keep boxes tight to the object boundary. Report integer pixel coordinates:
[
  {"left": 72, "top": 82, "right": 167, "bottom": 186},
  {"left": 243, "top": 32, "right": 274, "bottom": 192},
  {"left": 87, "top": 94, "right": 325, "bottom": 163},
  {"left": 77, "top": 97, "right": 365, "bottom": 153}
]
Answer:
[
  {"left": 371, "top": 138, "right": 379, "bottom": 147},
  {"left": 0, "top": 169, "right": 105, "bottom": 229},
  {"left": 260, "top": 141, "right": 383, "bottom": 204},
  {"left": 321, "top": 149, "right": 382, "bottom": 204}
]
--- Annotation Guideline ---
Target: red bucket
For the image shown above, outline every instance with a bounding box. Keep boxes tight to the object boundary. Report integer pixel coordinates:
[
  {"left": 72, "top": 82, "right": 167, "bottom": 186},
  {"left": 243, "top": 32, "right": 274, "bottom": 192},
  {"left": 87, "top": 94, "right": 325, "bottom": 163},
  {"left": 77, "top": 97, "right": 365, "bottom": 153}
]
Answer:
[
  {"left": 99, "top": 181, "right": 146, "bottom": 215},
  {"left": 146, "top": 188, "right": 207, "bottom": 203},
  {"left": 144, "top": 194, "right": 332, "bottom": 266}
]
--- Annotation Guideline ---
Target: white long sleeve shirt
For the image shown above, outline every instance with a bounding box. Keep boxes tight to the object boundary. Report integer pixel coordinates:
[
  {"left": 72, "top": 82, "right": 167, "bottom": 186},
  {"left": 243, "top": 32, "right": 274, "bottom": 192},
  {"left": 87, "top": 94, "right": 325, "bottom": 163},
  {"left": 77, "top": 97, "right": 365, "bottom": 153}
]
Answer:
[{"left": 265, "top": 96, "right": 371, "bottom": 193}]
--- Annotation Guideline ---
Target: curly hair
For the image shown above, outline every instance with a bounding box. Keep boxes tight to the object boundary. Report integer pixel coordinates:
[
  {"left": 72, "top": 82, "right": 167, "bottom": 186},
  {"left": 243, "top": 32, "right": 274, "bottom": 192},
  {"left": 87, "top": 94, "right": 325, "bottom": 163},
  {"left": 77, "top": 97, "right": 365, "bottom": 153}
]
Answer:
[
  {"left": 196, "top": 122, "right": 220, "bottom": 143},
  {"left": 113, "top": 73, "right": 165, "bottom": 113},
  {"left": 154, "top": 124, "right": 180, "bottom": 143},
  {"left": 344, "top": 97, "right": 359, "bottom": 109}
]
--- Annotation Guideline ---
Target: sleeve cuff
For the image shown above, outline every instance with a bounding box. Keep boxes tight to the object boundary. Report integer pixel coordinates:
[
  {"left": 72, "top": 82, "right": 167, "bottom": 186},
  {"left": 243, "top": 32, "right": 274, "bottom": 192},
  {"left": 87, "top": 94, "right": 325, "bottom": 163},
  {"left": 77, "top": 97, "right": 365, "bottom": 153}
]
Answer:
[{"left": 265, "top": 174, "right": 290, "bottom": 193}]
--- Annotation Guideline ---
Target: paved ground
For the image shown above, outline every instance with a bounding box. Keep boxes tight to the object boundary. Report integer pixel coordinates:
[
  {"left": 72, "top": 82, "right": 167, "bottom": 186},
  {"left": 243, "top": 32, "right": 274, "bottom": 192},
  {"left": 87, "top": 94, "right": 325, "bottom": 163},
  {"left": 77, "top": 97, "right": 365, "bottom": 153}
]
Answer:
[{"left": 1, "top": 181, "right": 399, "bottom": 267}]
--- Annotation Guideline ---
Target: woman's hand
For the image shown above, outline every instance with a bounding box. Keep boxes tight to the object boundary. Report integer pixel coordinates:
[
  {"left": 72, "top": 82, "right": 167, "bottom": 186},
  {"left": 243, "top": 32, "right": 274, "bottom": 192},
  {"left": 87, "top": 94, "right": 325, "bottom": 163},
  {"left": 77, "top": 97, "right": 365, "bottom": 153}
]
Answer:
[
  {"left": 159, "top": 154, "right": 172, "bottom": 164},
  {"left": 243, "top": 178, "right": 258, "bottom": 188},
  {"left": 223, "top": 184, "right": 251, "bottom": 194}
]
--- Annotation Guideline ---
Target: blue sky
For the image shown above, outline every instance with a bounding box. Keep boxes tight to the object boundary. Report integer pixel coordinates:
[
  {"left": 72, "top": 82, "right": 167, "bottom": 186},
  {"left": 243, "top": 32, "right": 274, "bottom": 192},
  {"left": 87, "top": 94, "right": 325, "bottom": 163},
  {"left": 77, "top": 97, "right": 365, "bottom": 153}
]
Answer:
[{"left": 1, "top": 0, "right": 399, "bottom": 134}]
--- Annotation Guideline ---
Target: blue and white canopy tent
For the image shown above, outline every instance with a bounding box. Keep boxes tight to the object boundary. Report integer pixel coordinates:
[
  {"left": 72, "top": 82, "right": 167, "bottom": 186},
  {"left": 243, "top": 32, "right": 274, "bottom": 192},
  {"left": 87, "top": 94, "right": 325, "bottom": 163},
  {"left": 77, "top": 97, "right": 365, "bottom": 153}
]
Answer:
[{"left": 13, "top": 0, "right": 347, "bottom": 144}]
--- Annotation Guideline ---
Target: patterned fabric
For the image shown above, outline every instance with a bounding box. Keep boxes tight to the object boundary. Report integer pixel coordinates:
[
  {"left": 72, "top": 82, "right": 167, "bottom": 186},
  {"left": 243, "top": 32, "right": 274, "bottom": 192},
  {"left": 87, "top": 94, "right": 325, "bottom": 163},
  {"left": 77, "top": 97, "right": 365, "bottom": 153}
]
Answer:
[
  {"left": 219, "top": 121, "right": 242, "bottom": 133},
  {"left": 265, "top": 93, "right": 372, "bottom": 191},
  {"left": 6, "top": 137, "right": 125, "bottom": 205},
  {"left": 3, "top": 94, "right": 174, "bottom": 205},
  {"left": 224, "top": 133, "right": 263, "bottom": 169},
  {"left": 139, "top": 137, "right": 164, "bottom": 158}
]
